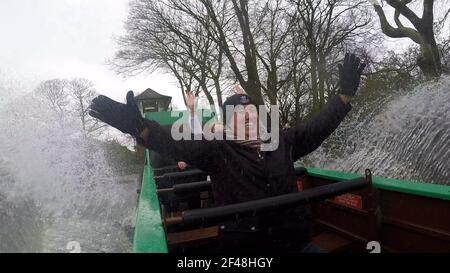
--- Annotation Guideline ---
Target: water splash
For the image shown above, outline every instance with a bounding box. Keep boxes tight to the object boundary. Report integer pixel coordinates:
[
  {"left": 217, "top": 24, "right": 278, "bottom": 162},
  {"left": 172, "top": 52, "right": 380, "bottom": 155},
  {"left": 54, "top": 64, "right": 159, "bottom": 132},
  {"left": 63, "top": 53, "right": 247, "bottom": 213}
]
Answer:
[
  {"left": 0, "top": 83, "right": 137, "bottom": 252},
  {"left": 303, "top": 76, "right": 450, "bottom": 185}
]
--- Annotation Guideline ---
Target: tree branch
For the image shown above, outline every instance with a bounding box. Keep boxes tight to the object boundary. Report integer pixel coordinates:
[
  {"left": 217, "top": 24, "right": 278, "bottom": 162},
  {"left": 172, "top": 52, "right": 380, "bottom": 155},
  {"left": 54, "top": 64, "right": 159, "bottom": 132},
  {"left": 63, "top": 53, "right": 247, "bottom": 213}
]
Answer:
[
  {"left": 385, "top": 0, "right": 422, "bottom": 30},
  {"left": 373, "top": 4, "right": 422, "bottom": 43}
]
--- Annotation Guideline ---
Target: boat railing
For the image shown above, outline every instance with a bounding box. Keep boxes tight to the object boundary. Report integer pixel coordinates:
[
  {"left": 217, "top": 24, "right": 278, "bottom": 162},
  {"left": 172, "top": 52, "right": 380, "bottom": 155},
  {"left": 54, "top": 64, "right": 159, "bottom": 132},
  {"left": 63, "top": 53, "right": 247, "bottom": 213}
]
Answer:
[
  {"left": 156, "top": 167, "right": 309, "bottom": 196},
  {"left": 163, "top": 170, "right": 372, "bottom": 227}
]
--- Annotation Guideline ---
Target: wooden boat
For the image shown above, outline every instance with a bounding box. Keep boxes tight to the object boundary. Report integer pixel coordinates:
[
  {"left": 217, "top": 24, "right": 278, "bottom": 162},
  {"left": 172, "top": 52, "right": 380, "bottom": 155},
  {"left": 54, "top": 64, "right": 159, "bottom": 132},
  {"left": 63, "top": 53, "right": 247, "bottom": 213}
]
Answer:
[{"left": 132, "top": 111, "right": 450, "bottom": 253}]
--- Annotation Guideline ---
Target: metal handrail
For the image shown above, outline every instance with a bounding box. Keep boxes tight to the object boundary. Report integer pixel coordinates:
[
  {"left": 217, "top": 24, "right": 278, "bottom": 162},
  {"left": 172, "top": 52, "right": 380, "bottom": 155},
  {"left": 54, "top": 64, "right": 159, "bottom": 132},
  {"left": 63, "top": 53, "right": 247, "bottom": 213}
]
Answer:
[{"left": 165, "top": 171, "right": 372, "bottom": 226}]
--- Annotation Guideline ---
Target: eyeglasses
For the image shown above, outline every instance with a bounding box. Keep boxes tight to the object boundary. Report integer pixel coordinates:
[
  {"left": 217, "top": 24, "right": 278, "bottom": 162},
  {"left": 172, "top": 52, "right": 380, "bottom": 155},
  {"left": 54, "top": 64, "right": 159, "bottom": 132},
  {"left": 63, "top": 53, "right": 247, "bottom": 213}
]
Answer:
[{"left": 232, "top": 105, "right": 258, "bottom": 114}]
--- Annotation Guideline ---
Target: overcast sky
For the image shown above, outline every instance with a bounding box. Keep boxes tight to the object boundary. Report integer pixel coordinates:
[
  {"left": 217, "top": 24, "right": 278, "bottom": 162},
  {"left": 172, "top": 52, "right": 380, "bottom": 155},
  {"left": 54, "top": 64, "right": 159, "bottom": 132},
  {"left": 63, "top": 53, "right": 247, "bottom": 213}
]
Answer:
[{"left": 0, "top": 0, "right": 186, "bottom": 108}]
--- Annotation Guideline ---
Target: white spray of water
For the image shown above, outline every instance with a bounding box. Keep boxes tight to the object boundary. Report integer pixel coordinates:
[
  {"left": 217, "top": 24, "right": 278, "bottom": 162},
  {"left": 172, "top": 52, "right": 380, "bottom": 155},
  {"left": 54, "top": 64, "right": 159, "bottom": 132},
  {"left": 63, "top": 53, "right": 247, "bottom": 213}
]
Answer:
[
  {"left": 303, "top": 76, "right": 450, "bottom": 184},
  {"left": 0, "top": 76, "right": 137, "bottom": 252}
]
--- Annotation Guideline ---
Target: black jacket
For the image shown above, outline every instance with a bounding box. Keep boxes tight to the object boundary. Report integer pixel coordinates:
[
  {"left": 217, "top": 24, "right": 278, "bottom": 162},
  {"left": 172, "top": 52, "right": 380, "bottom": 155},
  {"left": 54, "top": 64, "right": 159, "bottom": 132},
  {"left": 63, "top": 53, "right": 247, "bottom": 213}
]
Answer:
[{"left": 141, "top": 95, "right": 351, "bottom": 206}]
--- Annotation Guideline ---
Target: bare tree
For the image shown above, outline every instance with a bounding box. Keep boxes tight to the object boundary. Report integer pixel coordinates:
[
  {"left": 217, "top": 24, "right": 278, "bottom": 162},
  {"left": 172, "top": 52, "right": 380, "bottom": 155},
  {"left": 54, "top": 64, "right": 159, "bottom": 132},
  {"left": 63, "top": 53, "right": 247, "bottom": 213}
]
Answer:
[
  {"left": 193, "top": 0, "right": 301, "bottom": 106},
  {"left": 114, "top": 0, "right": 380, "bottom": 123},
  {"left": 369, "top": 0, "right": 444, "bottom": 77},
  {"left": 275, "top": 23, "right": 310, "bottom": 124},
  {"left": 114, "top": 0, "right": 268, "bottom": 106},
  {"left": 118, "top": 0, "right": 306, "bottom": 108},
  {"left": 67, "top": 78, "right": 106, "bottom": 136},
  {"left": 252, "top": 0, "right": 305, "bottom": 105},
  {"left": 34, "top": 78, "right": 107, "bottom": 136},
  {"left": 112, "top": 0, "right": 228, "bottom": 113},
  {"left": 435, "top": 1, "right": 450, "bottom": 74},
  {"left": 293, "top": 0, "right": 373, "bottom": 112},
  {"left": 34, "top": 79, "right": 69, "bottom": 123}
]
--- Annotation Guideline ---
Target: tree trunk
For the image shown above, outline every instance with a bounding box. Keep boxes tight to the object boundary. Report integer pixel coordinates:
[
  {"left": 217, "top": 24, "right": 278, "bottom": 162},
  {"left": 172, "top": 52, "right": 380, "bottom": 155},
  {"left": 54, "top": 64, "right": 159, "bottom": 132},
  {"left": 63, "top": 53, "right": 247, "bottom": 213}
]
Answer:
[
  {"left": 79, "top": 97, "right": 86, "bottom": 132},
  {"left": 200, "top": 84, "right": 218, "bottom": 115},
  {"left": 372, "top": 1, "right": 442, "bottom": 77},
  {"left": 266, "top": 64, "right": 278, "bottom": 106},
  {"left": 417, "top": 33, "right": 442, "bottom": 77},
  {"left": 213, "top": 78, "right": 223, "bottom": 109},
  {"left": 243, "top": 81, "right": 264, "bottom": 106},
  {"left": 310, "top": 50, "right": 320, "bottom": 113},
  {"left": 318, "top": 52, "right": 326, "bottom": 108}
]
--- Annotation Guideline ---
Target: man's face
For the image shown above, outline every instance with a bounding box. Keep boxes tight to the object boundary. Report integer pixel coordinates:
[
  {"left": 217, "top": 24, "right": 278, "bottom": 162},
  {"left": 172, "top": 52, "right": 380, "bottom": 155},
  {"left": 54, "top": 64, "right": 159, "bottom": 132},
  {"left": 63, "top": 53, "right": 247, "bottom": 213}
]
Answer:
[{"left": 228, "top": 104, "right": 259, "bottom": 140}]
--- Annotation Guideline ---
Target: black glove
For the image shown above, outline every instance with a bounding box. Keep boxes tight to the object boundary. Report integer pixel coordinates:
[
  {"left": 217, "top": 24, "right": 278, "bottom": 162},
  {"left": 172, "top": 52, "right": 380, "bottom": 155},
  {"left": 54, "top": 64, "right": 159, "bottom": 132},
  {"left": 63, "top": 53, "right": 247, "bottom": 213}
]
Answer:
[
  {"left": 338, "top": 53, "right": 366, "bottom": 97},
  {"left": 89, "top": 91, "right": 145, "bottom": 137}
]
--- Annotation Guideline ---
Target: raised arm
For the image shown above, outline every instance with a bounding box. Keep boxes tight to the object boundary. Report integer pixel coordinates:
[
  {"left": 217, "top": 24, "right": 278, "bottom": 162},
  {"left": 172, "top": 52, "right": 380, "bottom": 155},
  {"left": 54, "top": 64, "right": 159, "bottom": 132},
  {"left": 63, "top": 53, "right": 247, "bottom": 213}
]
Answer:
[
  {"left": 286, "top": 95, "right": 351, "bottom": 160},
  {"left": 138, "top": 119, "right": 217, "bottom": 173},
  {"left": 89, "top": 91, "right": 217, "bottom": 173},
  {"left": 286, "top": 53, "right": 366, "bottom": 161},
  {"left": 185, "top": 90, "right": 203, "bottom": 135}
]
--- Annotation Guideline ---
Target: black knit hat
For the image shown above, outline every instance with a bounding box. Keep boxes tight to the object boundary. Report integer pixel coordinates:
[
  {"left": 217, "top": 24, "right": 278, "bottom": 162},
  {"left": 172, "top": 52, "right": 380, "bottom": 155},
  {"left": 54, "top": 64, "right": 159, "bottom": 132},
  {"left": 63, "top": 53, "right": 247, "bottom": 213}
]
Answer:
[{"left": 222, "top": 94, "right": 255, "bottom": 124}]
